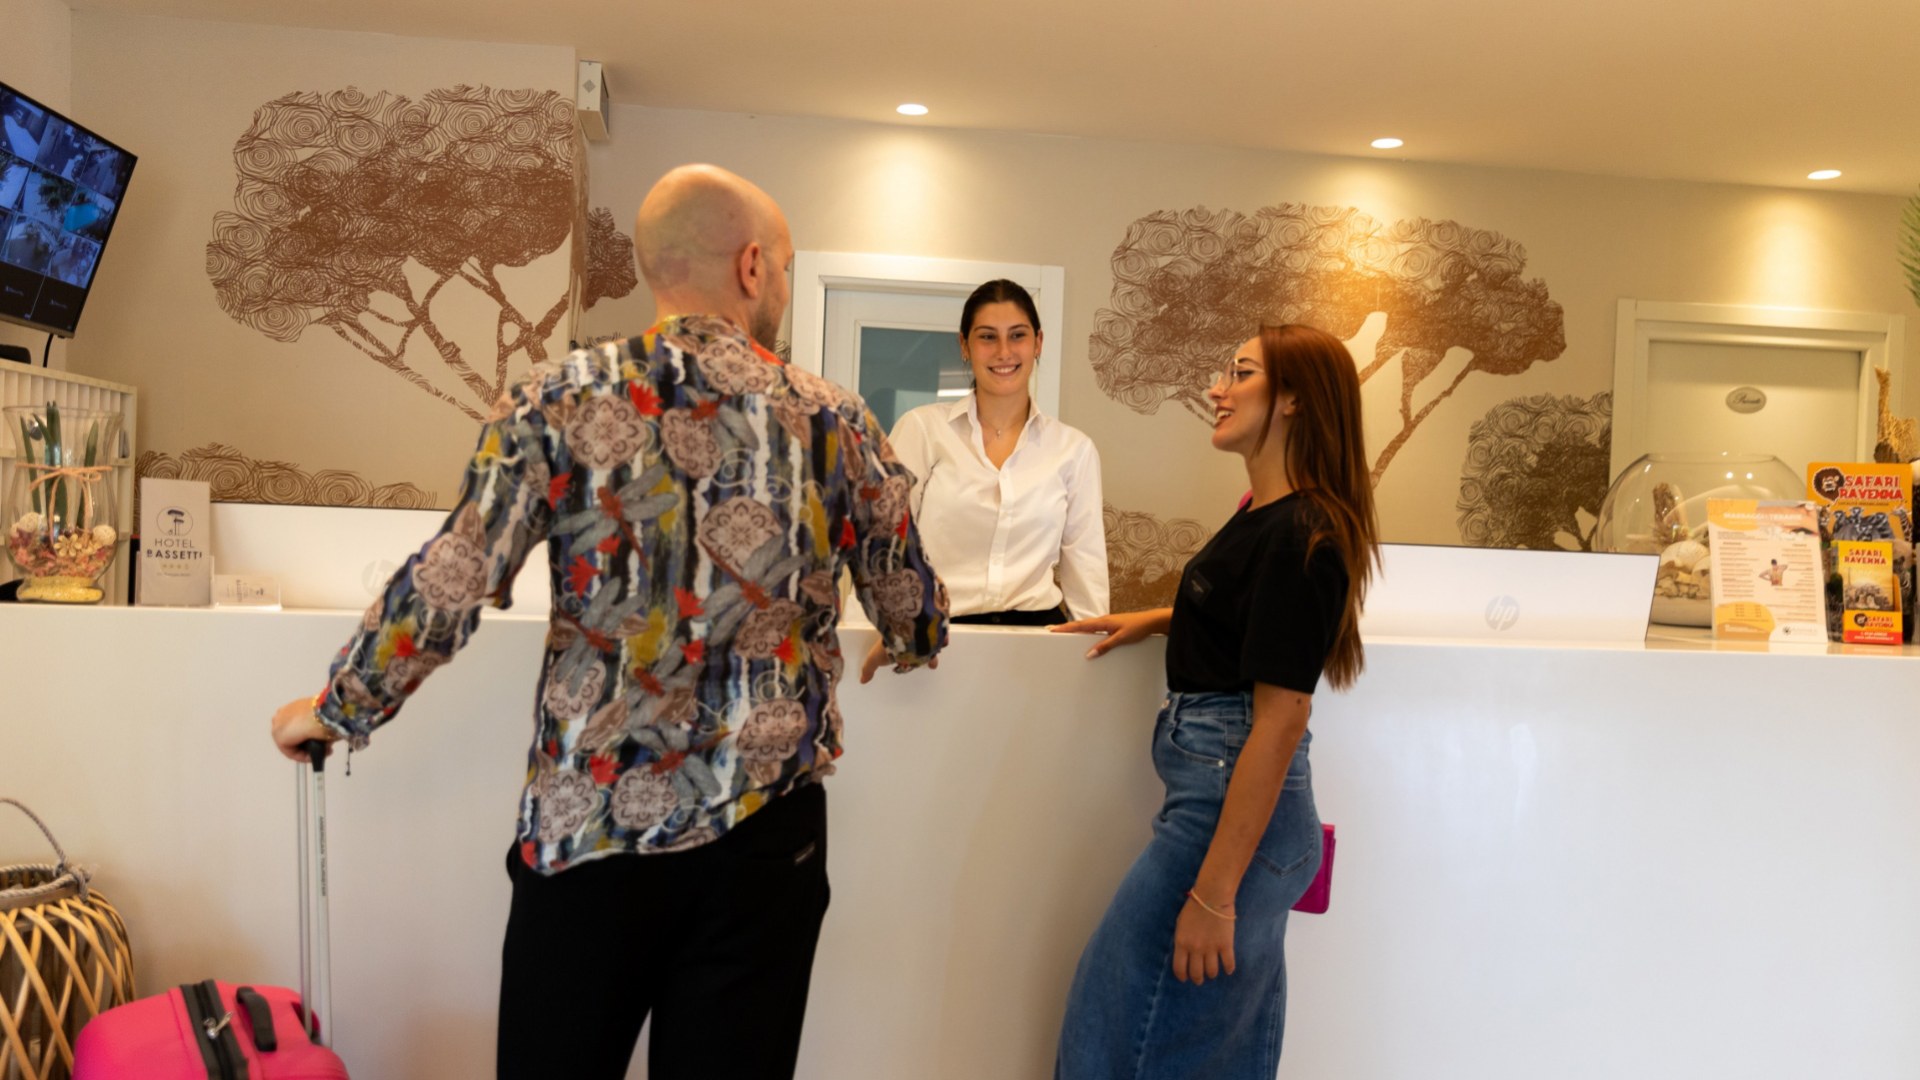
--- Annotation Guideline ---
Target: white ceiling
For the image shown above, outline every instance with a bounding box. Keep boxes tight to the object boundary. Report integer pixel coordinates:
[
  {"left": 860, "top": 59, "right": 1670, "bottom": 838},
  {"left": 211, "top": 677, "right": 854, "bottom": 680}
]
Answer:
[{"left": 70, "top": 0, "right": 1920, "bottom": 196}]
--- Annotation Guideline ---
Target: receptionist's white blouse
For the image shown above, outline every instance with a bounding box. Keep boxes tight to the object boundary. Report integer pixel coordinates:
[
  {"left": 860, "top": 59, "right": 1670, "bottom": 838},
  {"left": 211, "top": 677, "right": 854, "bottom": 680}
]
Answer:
[{"left": 888, "top": 396, "right": 1108, "bottom": 619}]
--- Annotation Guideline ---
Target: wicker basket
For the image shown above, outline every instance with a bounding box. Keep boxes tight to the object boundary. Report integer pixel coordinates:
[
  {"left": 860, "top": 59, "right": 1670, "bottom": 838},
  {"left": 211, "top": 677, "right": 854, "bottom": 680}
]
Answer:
[{"left": 0, "top": 800, "right": 134, "bottom": 1080}]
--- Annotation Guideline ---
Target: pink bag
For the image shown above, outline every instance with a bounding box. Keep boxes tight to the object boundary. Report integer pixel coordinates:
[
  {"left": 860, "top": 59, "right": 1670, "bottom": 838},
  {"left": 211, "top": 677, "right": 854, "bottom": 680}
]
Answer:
[
  {"left": 1291, "top": 824, "right": 1336, "bottom": 914},
  {"left": 74, "top": 980, "right": 348, "bottom": 1079}
]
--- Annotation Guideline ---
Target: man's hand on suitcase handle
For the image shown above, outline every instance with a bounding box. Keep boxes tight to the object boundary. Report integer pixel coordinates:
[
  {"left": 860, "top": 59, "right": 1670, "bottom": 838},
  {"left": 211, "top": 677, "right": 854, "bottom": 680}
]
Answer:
[{"left": 271, "top": 697, "right": 339, "bottom": 765}]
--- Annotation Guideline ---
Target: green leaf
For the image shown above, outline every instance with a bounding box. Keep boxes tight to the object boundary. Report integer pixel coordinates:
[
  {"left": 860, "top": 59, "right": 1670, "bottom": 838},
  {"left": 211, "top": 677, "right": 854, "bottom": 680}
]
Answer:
[
  {"left": 84, "top": 424, "right": 98, "bottom": 469},
  {"left": 43, "top": 403, "right": 65, "bottom": 525},
  {"left": 1901, "top": 186, "right": 1920, "bottom": 310},
  {"left": 19, "top": 417, "right": 39, "bottom": 515}
]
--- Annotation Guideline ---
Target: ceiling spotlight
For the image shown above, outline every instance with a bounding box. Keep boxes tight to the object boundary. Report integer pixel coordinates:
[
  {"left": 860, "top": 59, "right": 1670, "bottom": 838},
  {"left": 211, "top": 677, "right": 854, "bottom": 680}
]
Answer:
[
  {"left": 1370, "top": 137, "right": 1404, "bottom": 150},
  {"left": 897, "top": 103, "right": 929, "bottom": 117},
  {"left": 1807, "top": 169, "right": 1842, "bottom": 180}
]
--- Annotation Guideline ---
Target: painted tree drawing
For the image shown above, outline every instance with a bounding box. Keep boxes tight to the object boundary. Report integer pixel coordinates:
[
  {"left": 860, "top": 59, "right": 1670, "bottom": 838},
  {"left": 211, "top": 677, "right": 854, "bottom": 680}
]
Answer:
[
  {"left": 583, "top": 206, "right": 638, "bottom": 311},
  {"left": 1089, "top": 204, "right": 1567, "bottom": 482},
  {"left": 138, "top": 442, "right": 436, "bottom": 509},
  {"left": 206, "top": 86, "right": 586, "bottom": 421},
  {"left": 1104, "top": 503, "right": 1211, "bottom": 612},
  {"left": 1456, "top": 392, "right": 1612, "bottom": 551}
]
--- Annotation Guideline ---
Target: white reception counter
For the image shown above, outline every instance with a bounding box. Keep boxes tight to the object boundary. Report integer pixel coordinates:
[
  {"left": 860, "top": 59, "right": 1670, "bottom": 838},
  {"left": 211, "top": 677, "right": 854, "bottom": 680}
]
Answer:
[{"left": 3, "top": 604, "right": 1919, "bottom": 1079}]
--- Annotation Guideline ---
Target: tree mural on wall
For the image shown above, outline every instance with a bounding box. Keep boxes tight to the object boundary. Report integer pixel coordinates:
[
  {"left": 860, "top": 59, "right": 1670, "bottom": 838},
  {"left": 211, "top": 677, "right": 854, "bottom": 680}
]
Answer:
[
  {"left": 206, "top": 86, "right": 582, "bottom": 421},
  {"left": 1104, "top": 503, "right": 1211, "bottom": 613},
  {"left": 1456, "top": 392, "right": 1612, "bottom": 551},
  {"left": 138, "top": 444, "right": 435, "bottom": 509},
  {"left": 1089, "top": 204, "right": 1567, "bottom": 482},
  {"left": 582, "top": 206, "right": 638, "bottom": 312}
]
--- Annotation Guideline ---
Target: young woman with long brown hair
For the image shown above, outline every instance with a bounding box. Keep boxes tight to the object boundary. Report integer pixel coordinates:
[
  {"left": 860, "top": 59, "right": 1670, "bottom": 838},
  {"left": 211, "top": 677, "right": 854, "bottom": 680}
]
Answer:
[{"left": 1051, "top": 324, "right": 1379, "bottom": 1079}]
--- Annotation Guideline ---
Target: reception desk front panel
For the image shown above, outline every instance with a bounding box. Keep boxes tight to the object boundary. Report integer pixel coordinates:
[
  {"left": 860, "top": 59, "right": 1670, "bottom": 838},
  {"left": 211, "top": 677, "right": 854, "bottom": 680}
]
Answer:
[{"left": 2, "top": 606, "right": 1917, "bottom": 1078}]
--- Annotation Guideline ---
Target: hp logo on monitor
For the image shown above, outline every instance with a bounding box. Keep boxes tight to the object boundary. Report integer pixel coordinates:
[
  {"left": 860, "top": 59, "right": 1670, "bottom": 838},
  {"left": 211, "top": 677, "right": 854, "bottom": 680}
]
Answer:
[{"left": 1484, "top": 595, "right": 1521, "bottom": 632}]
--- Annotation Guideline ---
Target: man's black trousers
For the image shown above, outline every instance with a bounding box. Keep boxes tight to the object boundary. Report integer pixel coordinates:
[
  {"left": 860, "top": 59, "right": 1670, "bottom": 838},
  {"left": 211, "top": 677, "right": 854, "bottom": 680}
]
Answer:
[{"left": 496, "top": 782, "right": 830, "bottom": 1079}]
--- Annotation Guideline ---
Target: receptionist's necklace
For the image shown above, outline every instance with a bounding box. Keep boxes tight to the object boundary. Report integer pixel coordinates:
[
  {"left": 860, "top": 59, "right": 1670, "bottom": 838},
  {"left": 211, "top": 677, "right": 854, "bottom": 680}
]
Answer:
[{"left": 984, "top": 402, "right": 1031, "bottom": 441}]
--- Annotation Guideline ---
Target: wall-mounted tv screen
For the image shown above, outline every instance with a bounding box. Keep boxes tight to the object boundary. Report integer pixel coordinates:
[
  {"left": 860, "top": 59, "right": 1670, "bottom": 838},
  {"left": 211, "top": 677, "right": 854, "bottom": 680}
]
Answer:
[{"left": 0, "top": 82, "right": 137, "bottom": 337}]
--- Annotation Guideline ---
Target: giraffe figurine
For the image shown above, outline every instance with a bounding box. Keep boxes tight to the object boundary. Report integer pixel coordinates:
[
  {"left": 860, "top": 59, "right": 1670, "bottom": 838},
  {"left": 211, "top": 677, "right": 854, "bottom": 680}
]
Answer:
[{"left": 1873, "top": 367, "right": 1920, "bottom": 464}]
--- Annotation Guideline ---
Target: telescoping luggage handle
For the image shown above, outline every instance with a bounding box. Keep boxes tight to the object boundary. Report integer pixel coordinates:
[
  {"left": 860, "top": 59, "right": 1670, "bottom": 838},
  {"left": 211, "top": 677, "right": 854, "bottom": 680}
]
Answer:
[{"left": 295, "top": 739, "right": 334, "bottom": 1048}]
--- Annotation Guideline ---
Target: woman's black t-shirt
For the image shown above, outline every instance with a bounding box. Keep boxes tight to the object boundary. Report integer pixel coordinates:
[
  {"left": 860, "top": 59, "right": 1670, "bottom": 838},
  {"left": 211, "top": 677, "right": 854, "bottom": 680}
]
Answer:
[{"left": 1164, "top": 492, "right": 1349, "bottom": 695}]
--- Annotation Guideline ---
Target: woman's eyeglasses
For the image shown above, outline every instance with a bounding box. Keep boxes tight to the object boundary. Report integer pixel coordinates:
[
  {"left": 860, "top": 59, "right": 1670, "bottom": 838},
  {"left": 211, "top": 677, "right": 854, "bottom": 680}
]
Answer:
[{"left": 1213, "top": 361, "right": 1258, "bottom": 388}]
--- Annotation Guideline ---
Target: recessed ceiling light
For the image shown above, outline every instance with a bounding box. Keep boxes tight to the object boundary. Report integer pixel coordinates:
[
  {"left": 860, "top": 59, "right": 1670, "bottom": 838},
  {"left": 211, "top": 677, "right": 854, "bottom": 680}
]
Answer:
[
  {"left": 897, "top": 103, "right": 929, "bottom": 117},
  {"left": 1370, "top": 137, "right": 1404, "bottom": 150},
  {"left": 1807, "top": 169, "right": 1842, "bottom": 181}
]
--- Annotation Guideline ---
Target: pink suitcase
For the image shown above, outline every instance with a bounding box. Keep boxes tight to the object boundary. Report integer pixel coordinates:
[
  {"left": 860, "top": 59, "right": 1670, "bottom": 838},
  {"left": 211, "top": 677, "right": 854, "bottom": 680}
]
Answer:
[
  {"left": 74, "top": 742, "right": 348, "bottom": 1078},
  {"left": 72, "top": 980, "right": 347, "bottom": 1079}
]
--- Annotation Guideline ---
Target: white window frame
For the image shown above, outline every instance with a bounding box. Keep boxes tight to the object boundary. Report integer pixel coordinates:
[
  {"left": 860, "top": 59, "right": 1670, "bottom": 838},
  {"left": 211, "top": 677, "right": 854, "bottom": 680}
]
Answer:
[
  {"left": 789, "top": 252, "right": 1066, "bottom": 417},
  {"left": 1612, "top": 300, "right": 1906, "bottom": 479}
]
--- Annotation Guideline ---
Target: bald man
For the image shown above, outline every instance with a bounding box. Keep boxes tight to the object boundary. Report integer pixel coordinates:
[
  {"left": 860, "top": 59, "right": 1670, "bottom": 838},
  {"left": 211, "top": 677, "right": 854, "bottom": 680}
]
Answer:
[
  {"left": 271, "top": 164, "right": 949, "bottom": 1079},
  {"left": 635, "top": 163, "right": 790, "bottom": 351}
]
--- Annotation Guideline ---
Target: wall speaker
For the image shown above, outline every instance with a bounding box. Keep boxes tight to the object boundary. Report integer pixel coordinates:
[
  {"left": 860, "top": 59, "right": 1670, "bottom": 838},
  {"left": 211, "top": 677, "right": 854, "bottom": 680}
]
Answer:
[{"left": 578, "top": 60, "right": 610, "bottom": 142}]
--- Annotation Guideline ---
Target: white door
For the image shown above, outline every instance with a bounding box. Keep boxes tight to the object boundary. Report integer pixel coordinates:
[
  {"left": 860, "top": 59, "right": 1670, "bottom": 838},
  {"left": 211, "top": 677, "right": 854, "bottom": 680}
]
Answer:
[
  {"left": 1612, "top": 301, "right": 1903, "bottom": 480},
  {"left": 821, "top": 289, "right": 969, "bottom": 433},
  {"left": 1643, "top": 340, "right": 1863, "bottom": 478}
]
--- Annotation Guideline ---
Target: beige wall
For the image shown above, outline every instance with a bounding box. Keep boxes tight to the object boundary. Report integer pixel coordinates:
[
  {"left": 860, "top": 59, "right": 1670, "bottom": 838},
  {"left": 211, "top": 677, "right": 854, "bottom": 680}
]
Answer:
[
  {"left": 0, "top": 0, "right": 72, "bottom": 368},
  {"left": 63, "top": 13, "right": 577, "bottom": 504},
  {"left": 0, "top": 0, "right": 69, "bottom": 129},
  {"left": 582, "top": 106, "right": 1919, "bottom": 557},
  {"left": 19, "top": 19, "right": 1918, "bottom": 547}
]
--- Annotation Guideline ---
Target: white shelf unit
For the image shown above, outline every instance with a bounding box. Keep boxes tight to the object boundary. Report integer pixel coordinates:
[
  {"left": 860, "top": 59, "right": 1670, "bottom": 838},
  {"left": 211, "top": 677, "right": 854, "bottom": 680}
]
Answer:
[{"left": 1, "top": 365, "right": 139, "bottom": 604}]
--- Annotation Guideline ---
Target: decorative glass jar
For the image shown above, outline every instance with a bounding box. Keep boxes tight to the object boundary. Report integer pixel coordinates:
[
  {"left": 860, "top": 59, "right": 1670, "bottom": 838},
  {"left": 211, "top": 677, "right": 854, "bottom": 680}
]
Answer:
[
  {"left": 4, "top": 404, "right": 122, "bottom": 603},
  {"left": 1593, "top": 452, "right": 1804, "bottom": 626}
]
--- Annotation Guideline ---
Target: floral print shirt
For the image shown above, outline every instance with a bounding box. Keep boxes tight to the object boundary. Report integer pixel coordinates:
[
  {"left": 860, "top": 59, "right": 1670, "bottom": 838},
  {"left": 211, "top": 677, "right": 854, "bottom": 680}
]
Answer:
[{"left": 315, "top": 315, "right": 949, "bottom": 874}]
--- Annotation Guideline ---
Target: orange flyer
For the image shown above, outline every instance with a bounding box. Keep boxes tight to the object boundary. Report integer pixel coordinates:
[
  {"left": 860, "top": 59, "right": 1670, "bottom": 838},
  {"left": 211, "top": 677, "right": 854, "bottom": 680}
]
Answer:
[
  {"left": 1806, "top": 462, "right": 1913, "bottom": 644},
  {"left": 1836, "top": 540, "right": 1901, "bottom": 645},
  {"left": 1705, "top": 499, "right": 1825, "bottom": 643}
]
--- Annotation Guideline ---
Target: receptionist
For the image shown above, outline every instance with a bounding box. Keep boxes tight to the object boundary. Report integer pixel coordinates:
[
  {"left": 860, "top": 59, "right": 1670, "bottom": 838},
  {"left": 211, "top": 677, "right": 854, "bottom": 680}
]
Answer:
[{"left": 885, "top": 278, "right": 1108, "bottom": 628}]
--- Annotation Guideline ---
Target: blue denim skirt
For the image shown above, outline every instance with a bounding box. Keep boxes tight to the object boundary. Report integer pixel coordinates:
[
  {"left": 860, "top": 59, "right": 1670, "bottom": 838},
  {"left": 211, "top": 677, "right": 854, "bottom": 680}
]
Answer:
[{"left": 1056, "top": 691, "right": 1322, "bottom": 1080}]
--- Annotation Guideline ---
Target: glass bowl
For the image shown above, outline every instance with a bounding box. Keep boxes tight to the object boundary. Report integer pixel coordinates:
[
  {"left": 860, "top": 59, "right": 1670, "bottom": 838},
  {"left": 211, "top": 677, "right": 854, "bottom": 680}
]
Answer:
[
  {"left": 1593, "top": 452, "right": 1804, "bottom": 626},
  {"left": 5, "top": 404, "right": 123, "bottom": 603}
]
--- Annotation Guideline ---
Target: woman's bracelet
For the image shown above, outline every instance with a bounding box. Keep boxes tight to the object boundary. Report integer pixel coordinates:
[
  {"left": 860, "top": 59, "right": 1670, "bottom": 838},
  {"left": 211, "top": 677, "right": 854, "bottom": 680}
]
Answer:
[{"left": 1185, "top": 889, "right": 1236, "bottom": 921}]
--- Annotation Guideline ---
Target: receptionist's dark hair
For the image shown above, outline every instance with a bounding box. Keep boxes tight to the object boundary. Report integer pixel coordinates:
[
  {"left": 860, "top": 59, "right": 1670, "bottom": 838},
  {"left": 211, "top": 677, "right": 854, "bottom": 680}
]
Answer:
[{"left": 959, "top": 279, "right": 1041, "bottom": 337}]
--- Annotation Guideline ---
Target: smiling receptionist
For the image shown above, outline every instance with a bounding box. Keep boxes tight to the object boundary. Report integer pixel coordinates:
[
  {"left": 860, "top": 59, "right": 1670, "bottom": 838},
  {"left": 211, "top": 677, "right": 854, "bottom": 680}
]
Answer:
[{"left": 889, "top": 279, "right": 1108, "bottom": 627}]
